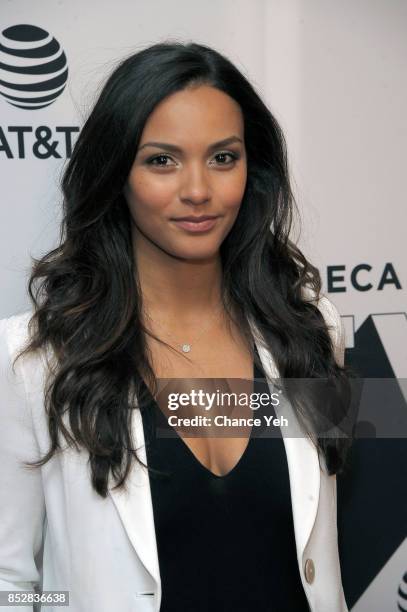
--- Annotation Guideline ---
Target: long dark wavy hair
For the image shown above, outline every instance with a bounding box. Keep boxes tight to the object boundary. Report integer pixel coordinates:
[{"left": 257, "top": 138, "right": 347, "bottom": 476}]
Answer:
[{"left": 14, "top": 41, "right": 356, "bottom": 498}]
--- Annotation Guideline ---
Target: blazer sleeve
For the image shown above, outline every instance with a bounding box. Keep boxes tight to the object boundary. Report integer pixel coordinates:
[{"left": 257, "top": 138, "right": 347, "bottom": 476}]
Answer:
[
  {"left": 317, "top": 295, "right": 346, "bottom": 367},
  {"left": 0, "top": 315, "right": 46, "bottom": 611}
]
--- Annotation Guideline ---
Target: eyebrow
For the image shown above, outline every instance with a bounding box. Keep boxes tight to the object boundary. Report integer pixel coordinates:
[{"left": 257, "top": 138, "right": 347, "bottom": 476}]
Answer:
[{"left": 137, "top": 135, "right": 243, "bottom": 153}]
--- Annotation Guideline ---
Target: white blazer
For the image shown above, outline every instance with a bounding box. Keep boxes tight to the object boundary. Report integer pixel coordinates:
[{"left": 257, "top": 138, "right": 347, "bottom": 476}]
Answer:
[{"left": 0, "top": 292, "right": 348, "bottom": 612}]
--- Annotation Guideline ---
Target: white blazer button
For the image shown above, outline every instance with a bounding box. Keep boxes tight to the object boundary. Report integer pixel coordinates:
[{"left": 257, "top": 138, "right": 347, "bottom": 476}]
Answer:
[{"left": 304, "top": 558, "right": 315, "bottom": 584}]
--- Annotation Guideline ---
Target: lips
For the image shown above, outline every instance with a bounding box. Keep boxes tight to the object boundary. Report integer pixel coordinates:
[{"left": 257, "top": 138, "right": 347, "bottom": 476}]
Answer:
[
  {"left": 172, "top": 215, "right": 218, "bottom": 222},
  {"left": 171, "top": 216, "right": 219, "bottom": 233}
]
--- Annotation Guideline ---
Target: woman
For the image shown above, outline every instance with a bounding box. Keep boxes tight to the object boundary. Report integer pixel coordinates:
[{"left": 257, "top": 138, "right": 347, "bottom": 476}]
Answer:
[{"left": 0, "top": 42, "right": 353, "bottom": 611}]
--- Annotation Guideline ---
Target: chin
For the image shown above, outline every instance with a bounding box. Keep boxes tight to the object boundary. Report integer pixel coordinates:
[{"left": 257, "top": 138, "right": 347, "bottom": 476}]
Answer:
[{"left": 171, "top": 245, "right": 221, "bottom": 261}]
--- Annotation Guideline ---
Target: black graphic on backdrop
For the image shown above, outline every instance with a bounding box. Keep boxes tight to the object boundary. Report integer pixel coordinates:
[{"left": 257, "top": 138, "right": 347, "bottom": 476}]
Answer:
[
  {"left": 0, "top": 24, "right": 68, "bottom": 110},
  {"left": 327, "top": 263, "right": 402, "bottom": 293},
  {"left": 0, "top": 24, "right": 77, "bottom": 158},
  {"left": 336, "top": 313, "right": 407, "bottom": 609}
]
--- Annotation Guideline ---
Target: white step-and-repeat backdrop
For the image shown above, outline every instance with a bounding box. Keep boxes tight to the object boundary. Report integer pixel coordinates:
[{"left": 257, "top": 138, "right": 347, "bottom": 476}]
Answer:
[{"left": 1, "top": 1, "right": 406, "bottom": 610}]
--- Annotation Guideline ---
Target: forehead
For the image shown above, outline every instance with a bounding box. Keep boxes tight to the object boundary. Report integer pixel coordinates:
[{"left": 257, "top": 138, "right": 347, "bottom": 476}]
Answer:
[{"left": 140, "top": 85, "right": 244, "bottom": 143}]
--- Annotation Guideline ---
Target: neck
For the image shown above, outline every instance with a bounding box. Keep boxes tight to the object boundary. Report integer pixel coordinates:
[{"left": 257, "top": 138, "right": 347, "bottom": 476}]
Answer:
[{"left": 133, "top": 228, "right": 224, "bottom": 323}]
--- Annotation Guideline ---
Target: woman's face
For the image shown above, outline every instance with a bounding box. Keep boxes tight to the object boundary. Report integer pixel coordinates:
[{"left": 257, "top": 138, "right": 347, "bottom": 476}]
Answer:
[{"left": 123, "top": 84, "right": 247, "bottom": 262}]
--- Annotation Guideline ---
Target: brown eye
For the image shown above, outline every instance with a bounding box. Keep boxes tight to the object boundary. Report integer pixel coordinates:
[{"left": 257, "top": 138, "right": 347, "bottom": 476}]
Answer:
[
  {"left": 147, "top": 154, "right": 175, "bottom": 167},
  {"left": 212, "top": 152, "right": 239, "bottom": 165}
]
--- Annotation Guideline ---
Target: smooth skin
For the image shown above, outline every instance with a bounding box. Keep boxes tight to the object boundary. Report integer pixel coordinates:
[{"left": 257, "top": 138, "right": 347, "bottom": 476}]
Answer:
[{"left": 123, "top": 85, "right": 256, "bottom": 476}]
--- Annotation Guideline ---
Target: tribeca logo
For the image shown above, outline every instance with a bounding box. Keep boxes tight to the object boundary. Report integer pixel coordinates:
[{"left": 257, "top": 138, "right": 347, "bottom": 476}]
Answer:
[
  {"left": 327, "top": 263, "right": 402, "bottom": 292},
  {"left": 0, "top": 24, "right": 68, "bottom": 110}
]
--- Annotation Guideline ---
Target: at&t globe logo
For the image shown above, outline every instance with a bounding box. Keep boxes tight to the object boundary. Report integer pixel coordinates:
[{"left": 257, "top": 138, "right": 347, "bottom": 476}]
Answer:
[{"left": 0, "top": 24, "right": 68, "bottom": 110}]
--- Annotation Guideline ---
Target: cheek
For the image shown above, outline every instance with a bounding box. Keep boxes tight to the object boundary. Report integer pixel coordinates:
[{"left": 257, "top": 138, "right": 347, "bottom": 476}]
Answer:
[
  {"left": 218, "top": 167, "right": 247, "bottom": 211},
  {"left": 125, "top": 172, "right": 176, "bottom": 219}
]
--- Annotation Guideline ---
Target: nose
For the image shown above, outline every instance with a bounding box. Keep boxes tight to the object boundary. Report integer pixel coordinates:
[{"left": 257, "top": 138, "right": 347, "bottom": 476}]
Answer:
[{"left": 179, "top": 163, "right": 211, "bottom": 206}]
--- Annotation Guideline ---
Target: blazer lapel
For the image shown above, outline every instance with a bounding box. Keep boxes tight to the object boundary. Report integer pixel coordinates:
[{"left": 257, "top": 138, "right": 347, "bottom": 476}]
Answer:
[
  {"left": 109, "top": 319, "right": 321, "bottom": 587},
  {"left": 249, "top": 318, "right": 321, "bottom": 561},
  {"left": 108, "top": 406, "right": 161, "bottom": 587}
]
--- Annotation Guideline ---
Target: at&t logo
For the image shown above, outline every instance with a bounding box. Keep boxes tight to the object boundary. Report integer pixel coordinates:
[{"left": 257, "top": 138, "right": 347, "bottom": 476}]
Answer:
[{"left": 0, "top": 23, "right": 68, "bottom": 110}]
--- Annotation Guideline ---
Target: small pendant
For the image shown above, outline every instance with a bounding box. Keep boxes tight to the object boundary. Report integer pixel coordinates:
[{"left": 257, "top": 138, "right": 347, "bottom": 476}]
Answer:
[{"left": 181, "top": 343, "right": 191, "bottom": 353}]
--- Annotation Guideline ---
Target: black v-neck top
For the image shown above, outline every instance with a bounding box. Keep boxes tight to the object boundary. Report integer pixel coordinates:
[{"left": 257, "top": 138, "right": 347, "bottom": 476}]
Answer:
[{"left": 138, "top": 348, "right": 309, "bottom": 611}]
